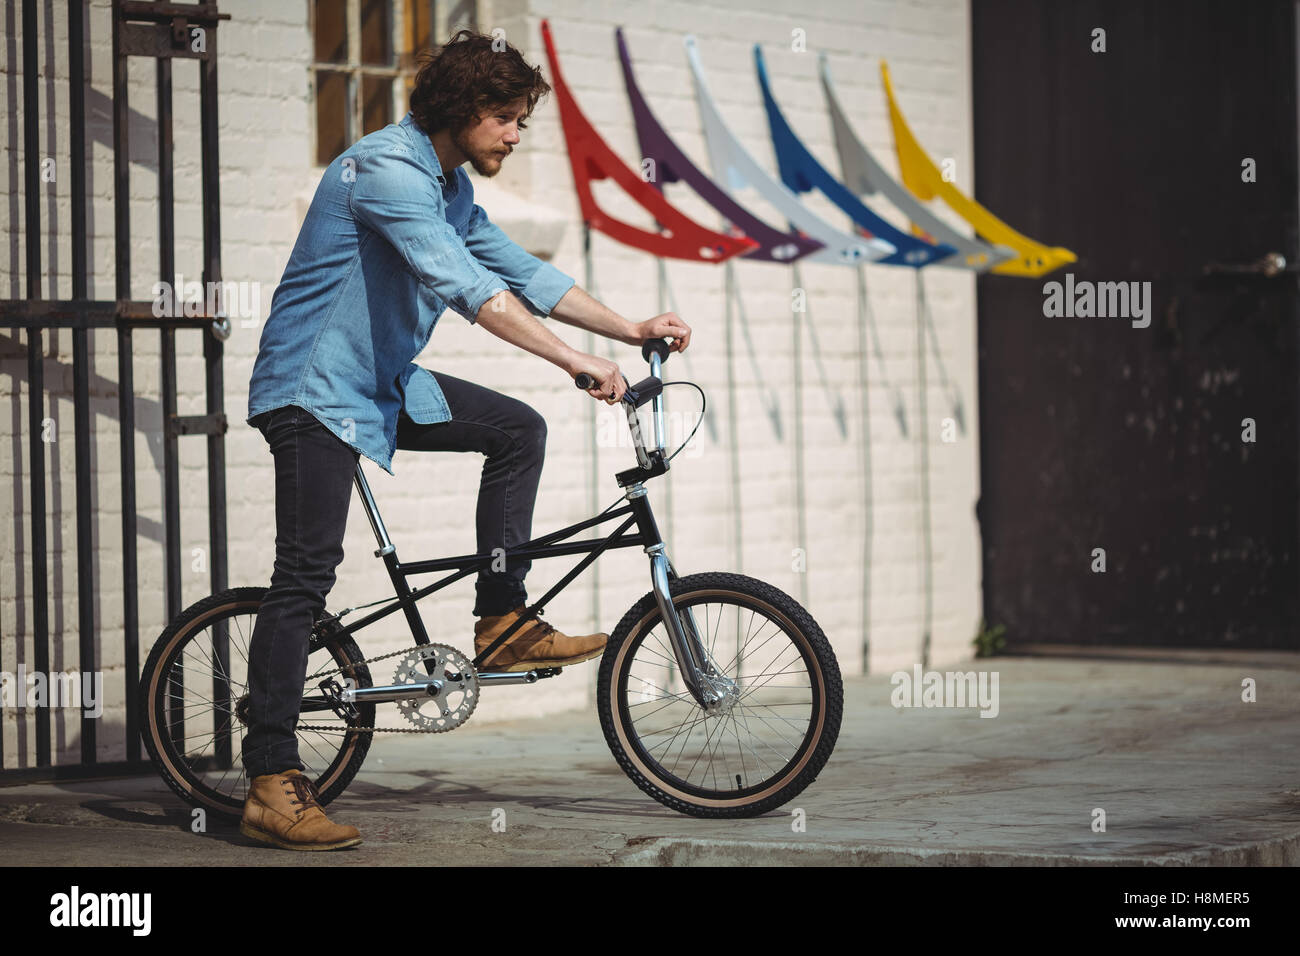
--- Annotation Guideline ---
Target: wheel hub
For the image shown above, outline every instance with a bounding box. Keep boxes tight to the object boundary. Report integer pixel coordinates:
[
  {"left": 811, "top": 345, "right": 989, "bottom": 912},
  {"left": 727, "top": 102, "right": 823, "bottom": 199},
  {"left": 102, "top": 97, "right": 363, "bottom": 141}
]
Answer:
[{"left": 700, "top": 673, "right": 740, "bottom": 716}]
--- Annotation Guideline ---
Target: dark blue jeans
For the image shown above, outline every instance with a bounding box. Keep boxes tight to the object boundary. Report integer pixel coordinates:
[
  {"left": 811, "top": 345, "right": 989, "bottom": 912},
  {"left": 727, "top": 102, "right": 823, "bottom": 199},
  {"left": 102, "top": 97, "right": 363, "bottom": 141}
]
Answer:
[{"left": 240, "top": 372, "right": 547, "bottom": 778}]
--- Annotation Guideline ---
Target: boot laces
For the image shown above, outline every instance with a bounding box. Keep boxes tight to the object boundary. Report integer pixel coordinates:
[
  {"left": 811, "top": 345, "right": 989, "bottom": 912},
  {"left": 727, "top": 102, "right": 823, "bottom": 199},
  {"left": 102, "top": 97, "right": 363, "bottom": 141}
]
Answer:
[
  {"left": 508, "top": 606, "right": 554, "bottom": 638},
  {"left": 284, "top": 774, "right": 322, "bottom": 812}
]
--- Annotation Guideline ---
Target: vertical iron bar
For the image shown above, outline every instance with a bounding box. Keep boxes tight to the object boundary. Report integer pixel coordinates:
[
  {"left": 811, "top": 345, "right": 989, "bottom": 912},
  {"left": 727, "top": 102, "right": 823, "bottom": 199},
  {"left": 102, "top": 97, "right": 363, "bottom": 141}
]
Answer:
[
  {"left": 22, "top": 0, "right": 51, "bottom": 767},
  {"left": 69, "top": 0, "right": 96, "bottom": 762},
  {"left": 157, "top": 54, "right": 185, "bottom": 755},
  {"left": 111, "top": 0, "right": 142, "bottom": 763},
  {"left": 200, "top": 18, "right": 231, "bottom": 768}
]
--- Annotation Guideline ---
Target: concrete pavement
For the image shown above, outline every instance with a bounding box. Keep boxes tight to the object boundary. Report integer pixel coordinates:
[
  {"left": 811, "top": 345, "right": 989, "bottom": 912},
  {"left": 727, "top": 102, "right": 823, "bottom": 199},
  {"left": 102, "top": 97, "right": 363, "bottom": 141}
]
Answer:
[{"left": 1, "top": 654, "right": 1297, "bottom": 865}]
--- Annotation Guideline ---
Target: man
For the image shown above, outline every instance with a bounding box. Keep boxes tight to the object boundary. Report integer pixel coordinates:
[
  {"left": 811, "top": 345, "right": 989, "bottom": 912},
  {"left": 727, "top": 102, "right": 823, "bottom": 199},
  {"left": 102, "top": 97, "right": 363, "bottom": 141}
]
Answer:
[{"left": 238, "top": 30, "right": 691, "bottom": 851}]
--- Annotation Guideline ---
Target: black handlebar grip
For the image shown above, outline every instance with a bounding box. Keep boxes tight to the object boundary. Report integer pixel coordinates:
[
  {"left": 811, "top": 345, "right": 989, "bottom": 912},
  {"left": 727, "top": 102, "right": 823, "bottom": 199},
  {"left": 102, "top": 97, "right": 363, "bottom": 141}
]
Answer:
[
  {"left": 576, "top": 371, "right": 639, "bottom": 403},
  {"left": 641, "top": 337, "right": 671, "bottom": 363}
]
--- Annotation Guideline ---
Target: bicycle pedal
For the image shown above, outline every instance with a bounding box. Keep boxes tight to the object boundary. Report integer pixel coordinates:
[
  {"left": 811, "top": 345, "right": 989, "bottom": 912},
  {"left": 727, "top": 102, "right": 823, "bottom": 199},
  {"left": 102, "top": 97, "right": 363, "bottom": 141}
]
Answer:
[{"left": 319, "top": 677, "right": 359, "bottom": 722}]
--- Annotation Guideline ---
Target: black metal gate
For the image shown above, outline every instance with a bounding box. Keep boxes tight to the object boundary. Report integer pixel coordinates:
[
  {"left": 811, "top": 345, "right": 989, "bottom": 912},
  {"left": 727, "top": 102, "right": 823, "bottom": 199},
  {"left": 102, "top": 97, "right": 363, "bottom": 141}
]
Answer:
[{"left": 1, "top": 0, "right": 231, "bottom": 778}]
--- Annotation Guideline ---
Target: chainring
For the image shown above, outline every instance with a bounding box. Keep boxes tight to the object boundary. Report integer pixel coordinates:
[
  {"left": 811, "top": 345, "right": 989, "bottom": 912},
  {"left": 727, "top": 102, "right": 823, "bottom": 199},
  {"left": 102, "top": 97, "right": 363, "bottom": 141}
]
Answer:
[{"left": 393, "top": 643, "right": 480, "bottom": 733}]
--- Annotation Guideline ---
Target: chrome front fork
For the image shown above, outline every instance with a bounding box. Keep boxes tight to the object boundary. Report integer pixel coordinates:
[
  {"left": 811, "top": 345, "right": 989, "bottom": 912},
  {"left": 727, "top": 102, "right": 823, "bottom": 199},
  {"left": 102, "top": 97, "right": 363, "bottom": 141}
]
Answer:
[
  {"left": 634, "top": 350, "right": 733, "bottom": 708},
  {"left": 641, "top": 520, "right": 738, "bottom": 712}
]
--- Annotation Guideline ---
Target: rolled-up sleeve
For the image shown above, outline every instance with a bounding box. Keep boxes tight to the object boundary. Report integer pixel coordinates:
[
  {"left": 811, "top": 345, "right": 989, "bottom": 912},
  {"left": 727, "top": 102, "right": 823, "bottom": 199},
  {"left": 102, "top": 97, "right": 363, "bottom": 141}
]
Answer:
[
  {"left": 462, "top": 202, "right": 576, "bottom": 317},
  {"left": 350, "top": 146, "right": 506, "bottom": 324}
]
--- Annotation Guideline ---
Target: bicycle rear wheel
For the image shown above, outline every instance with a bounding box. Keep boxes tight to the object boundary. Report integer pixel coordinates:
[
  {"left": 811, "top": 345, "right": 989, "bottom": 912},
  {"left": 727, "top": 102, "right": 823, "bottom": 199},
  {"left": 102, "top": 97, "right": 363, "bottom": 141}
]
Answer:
[
  {"left": 139, "top": 587, "right": 375, "bottom": 822},
  {"left": 597, "top": 572, "right": 843, "bottom": 818}
]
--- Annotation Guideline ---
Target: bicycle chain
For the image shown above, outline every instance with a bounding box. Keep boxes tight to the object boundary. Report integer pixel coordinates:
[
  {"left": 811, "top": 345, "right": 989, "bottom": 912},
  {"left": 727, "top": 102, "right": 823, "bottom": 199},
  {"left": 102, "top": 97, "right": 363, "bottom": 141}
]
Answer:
[
  {"left": 297, "top": 723, "right": 437, "bottom": 734},
  {"left": 297, "top": 641, "right": 471, "bottom": 735}
]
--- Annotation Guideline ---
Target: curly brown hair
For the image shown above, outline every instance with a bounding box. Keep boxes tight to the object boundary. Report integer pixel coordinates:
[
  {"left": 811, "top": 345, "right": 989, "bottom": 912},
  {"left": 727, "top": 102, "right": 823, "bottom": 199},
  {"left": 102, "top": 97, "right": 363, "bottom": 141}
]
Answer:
[{"left": 409, "top": 29, "right": 551, "bottom": 136}]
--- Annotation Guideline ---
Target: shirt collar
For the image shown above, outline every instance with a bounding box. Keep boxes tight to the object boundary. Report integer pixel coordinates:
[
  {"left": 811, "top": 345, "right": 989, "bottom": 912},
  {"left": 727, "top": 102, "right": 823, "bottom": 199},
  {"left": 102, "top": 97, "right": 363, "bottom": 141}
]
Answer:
[{"left": 400, "top": 111, "right": 449, "bottom": 185}]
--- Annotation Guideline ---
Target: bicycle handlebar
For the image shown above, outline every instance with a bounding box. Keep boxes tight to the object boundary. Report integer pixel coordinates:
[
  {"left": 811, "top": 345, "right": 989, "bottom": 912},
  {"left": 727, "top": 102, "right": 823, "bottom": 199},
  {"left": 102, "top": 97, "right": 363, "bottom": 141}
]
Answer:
[
  {"left": 573, "top": 372, "right": 662, "bottom": 409},
  {"left": 641, "top": 336, "right": 671, "bottom": 363},
  {"left": 574, "top": 337, "right": 673, "bottom": 469},
  {"left": 573, "top": 337, "right": 670, "bottom": 408}
]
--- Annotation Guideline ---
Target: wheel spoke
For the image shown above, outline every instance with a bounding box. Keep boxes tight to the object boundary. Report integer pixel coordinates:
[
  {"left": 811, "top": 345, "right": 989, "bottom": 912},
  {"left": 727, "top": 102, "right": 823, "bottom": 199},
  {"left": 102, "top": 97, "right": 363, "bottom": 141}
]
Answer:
[
  {"left": 737, "top": 666, "right": 810, "bottom": 701},
  {"left": 731, "top": 703, "right": 785, "bottom": 772},
  {"left": 660, "top": 707, "right": 709, "bottom": 771},
  {"left": 637, "top": 632, "right": 679, "bottom": 668},
  {"left": 626, "top": 693, "right": 696, "bottom": 722},
  {"left": 732, "top": 703, "right": 803, "bottom": 750},
  {"left": 144, "top": 595, "right": 371, "bottom": 816},
  {"left": 618, "top": 593, "right": 826, "bottom": 805}
]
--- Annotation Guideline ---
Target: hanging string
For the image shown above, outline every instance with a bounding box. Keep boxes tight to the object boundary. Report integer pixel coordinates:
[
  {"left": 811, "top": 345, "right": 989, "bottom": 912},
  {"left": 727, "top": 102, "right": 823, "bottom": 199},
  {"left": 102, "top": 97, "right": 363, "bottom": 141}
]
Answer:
[
  {"left": 792, "top": 272, "right": 848, "bottom": 439},
  {"left": 582, "top": 224, "right": 601, "bottom": 633},
  {"left": 855, "top": 263, "right": 874, "bottom": 675},
  {"left": 914, "top": 270, "right": 933, "bottom": 669},
  {"left": 724, "top": 260, "right": 743, "bottom": 575},
  {"left": 860, "top": 263, "right": 908, "bottom": 437},
  {"left": 657, "top": 260, "right": 719, "bottom": 444},
  {"left": 654, "top": 257, "right": 674, "bottom": 572},
  {"left": 790, "top": 262, "right": 810, "bottom": 608},
  {"left": 731, "top": 266, "right": 784, "bottom": 440},
  {"left": 920, "top": 288, "right": 965, "bottom": 434}
]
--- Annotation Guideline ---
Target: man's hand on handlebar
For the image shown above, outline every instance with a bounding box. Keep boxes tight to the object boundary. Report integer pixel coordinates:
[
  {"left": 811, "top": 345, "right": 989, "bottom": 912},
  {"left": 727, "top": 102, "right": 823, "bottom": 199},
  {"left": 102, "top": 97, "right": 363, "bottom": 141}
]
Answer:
[
  {"left": 569, "top": 353, "right": 626, "bottom": 404},
  {"left": 631, "top": 313, "right": 691, "bottom": 353}
]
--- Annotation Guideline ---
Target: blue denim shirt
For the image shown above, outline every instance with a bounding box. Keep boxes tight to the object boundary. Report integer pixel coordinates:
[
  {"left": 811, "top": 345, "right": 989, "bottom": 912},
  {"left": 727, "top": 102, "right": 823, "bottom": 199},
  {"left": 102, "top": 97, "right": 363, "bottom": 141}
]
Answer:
[{"left": 246, "top": 112, "right": 576, "bottom": 474}]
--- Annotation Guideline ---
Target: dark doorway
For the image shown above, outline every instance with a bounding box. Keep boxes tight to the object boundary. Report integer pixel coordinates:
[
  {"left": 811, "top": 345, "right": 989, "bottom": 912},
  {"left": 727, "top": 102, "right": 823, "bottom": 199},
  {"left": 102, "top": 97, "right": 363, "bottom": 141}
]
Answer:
[{"left": 971, "top": 0, "right": 1299, "bottom": 648}]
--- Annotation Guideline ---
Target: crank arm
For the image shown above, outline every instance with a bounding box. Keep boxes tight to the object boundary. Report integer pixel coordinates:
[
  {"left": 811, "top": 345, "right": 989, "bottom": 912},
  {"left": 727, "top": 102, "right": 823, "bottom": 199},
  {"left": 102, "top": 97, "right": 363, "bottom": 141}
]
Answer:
[
  {"left": 341, "top": 679, "right": 444, "bottom": 705},
  {"left": 477, "top": 668, "right": 562, "bottom": 685}
]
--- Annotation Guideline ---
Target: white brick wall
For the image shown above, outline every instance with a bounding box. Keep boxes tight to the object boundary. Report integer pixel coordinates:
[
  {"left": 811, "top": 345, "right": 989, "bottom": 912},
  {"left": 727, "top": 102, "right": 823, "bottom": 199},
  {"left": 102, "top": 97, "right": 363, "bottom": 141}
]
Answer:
[{"left": 0, "top": 0, "right": 982, "bottom": 768}]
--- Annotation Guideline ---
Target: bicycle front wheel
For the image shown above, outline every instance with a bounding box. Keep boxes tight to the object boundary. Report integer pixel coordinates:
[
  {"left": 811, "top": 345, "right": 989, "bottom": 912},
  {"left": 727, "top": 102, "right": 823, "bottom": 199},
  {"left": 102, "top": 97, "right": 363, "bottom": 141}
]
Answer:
[
  {"left": 139, "top": 587, "right": 375, "bottom": 822},
  {"left": 597, "top": 572, "right": 843, "bottom": 818}
]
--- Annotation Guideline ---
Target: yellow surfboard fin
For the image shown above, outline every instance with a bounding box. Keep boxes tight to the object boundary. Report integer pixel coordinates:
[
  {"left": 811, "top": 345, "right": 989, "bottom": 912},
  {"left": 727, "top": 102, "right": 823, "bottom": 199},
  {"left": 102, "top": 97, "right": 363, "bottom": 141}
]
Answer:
[{"left": 881, "top": 60, "right": 1076, "bottom": 277}]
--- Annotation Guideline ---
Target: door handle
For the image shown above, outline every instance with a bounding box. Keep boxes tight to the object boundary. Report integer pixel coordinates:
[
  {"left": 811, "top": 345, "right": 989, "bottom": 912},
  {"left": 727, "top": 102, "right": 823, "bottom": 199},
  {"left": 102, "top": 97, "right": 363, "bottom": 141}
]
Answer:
[{"left": 1202, "top": 252, "right": 1296, "bottom": 277}]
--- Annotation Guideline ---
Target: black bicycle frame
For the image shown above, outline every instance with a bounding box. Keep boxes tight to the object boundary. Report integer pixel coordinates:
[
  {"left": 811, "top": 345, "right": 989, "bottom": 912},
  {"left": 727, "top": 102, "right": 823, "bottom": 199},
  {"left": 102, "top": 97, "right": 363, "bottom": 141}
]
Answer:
[
  {"left": 309, "top": 464, "right": 670, "bottom": 673},
  {"left": 308, "top": 346, "right": 725, "bottom": 708}
]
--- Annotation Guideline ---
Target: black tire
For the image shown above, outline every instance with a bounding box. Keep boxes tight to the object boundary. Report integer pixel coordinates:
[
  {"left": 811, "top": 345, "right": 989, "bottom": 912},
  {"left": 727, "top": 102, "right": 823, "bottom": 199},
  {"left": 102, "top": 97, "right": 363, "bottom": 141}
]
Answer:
[
  {"left": 139, "top": 587, "right": 375, "bottom": 823},
  {"left": 597, "top": 572, "right": 842, "bottom": 818}
]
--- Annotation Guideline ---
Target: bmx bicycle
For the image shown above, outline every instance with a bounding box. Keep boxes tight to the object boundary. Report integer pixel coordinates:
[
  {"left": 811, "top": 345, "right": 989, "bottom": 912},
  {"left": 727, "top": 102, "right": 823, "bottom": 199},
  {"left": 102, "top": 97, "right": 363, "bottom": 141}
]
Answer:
[{"left": 139, "top": 339, "right": 843, "bottom": 819}]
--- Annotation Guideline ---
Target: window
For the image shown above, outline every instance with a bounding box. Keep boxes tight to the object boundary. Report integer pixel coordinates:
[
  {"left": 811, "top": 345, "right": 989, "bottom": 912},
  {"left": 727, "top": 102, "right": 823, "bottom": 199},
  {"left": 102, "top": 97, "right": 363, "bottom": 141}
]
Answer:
[
  {"left": 313, "top": 1, "right": 475, "bottom": 166},
  {"left": 397, "top": 0, "right": 478, "bottom": 98}
]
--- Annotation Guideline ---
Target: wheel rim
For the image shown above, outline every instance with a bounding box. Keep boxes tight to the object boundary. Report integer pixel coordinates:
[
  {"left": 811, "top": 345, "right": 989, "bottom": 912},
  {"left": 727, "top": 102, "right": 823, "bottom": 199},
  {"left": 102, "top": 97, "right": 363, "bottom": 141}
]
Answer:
[
  {"left": 614, "top": 591, "right": 824, "bottom": 805},
  {"left": 146, "top": 601, "right": 368, "bottom": 814}
]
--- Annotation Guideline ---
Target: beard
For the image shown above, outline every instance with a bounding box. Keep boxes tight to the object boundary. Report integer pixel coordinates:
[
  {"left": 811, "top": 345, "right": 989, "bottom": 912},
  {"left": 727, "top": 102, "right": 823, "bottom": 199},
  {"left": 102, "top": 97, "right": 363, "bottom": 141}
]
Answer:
[{"left": 454, "top": 127, "right": 509, "bottom": 178}]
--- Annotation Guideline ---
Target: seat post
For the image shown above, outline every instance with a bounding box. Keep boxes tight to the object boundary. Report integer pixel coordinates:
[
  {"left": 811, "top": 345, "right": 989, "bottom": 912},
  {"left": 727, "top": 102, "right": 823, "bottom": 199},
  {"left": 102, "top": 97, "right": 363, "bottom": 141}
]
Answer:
[{"left": 354, "top": 460, "right": 395, "bottom": 556}]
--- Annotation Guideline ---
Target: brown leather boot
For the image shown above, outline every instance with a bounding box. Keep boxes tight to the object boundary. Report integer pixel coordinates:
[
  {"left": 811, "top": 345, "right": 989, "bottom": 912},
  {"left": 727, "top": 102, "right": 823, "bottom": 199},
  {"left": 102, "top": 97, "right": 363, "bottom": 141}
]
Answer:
[
  {"left": 474, "top": 605, "right": 607, "bottom": 672},
  {"left": 239, "top": 769, "right": 362, "bottom": 851}
]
